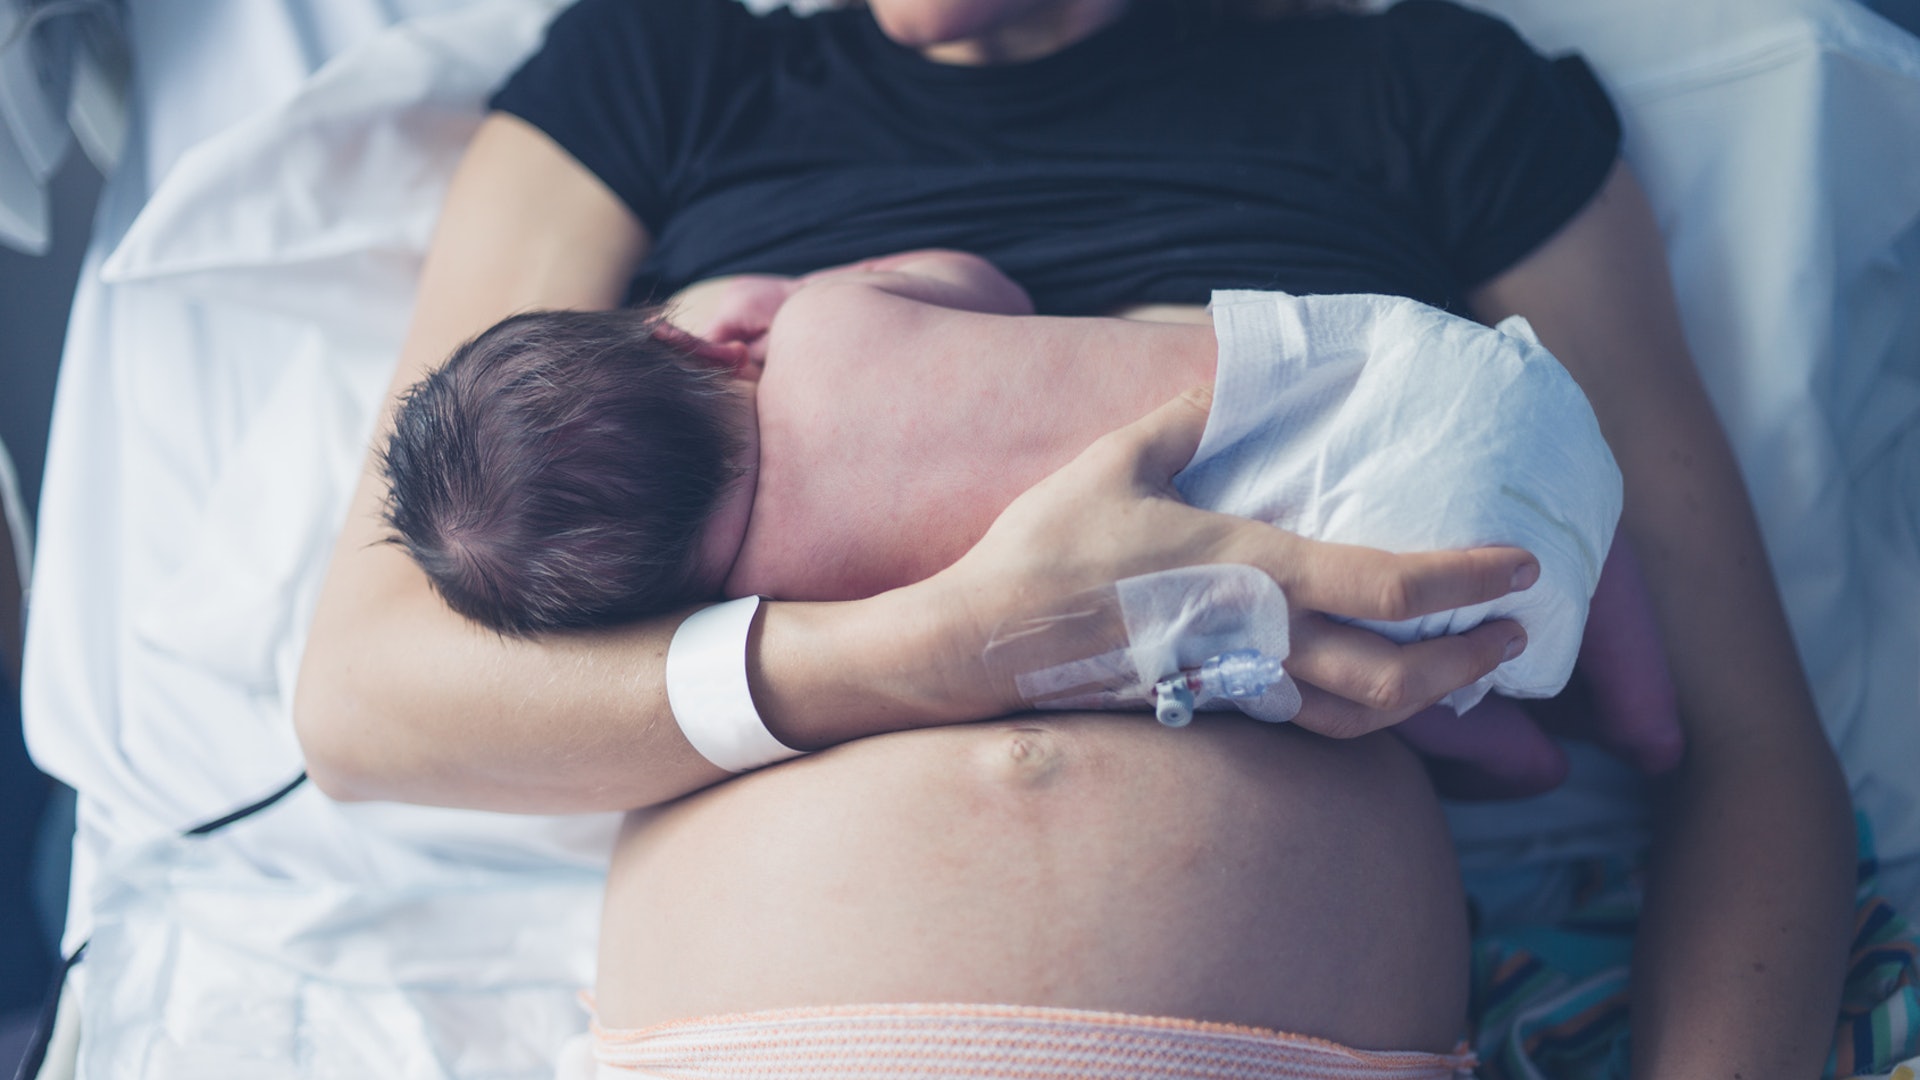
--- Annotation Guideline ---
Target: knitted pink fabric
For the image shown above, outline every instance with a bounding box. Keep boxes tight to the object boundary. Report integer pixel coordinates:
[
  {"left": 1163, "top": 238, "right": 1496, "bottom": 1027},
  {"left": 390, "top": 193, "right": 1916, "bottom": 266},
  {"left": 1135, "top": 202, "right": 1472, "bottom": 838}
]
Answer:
[{"left": 591, "top": 1002, "right": 1475, "bottom": 1079}]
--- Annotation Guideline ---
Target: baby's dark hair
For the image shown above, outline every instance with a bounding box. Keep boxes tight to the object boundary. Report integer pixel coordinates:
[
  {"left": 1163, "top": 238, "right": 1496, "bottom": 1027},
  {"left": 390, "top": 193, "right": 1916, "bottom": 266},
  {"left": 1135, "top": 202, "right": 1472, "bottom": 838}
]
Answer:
[{"left": 381, "top": 308, "right": 744, "bottom": 636}]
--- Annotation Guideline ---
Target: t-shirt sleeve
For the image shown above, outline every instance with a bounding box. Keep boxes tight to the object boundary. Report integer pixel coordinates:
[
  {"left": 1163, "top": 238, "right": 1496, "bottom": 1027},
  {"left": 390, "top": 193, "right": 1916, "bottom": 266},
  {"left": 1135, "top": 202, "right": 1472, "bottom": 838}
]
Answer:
[
  {"left": 489, "top": 0, "right": 738, "bottom": 232},
  {"left": 1381, "top": 1, "right": 1622, "bottom": 291}
]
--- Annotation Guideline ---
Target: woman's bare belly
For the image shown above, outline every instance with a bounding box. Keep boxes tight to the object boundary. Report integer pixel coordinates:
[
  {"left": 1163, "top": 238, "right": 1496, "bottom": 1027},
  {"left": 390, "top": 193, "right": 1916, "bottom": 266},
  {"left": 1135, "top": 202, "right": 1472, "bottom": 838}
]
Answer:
[{"left": 597, "top": 715, "right": 1469, "bottom": 1054}]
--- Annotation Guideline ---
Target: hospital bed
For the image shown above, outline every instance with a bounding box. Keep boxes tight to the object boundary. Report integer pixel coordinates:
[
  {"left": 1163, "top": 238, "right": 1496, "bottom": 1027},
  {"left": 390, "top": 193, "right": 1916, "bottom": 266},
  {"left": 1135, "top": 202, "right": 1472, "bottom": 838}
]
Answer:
[{"left": 12, "top": 0, "right": 1920, "bottom": 1075}]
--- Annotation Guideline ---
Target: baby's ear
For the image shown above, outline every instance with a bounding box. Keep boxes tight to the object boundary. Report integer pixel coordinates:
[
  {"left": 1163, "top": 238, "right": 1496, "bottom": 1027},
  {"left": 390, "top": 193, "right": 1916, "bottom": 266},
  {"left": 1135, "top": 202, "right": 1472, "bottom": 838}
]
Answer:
[{"left": 652, "top": 321, "right": 752, "bottom": 372}]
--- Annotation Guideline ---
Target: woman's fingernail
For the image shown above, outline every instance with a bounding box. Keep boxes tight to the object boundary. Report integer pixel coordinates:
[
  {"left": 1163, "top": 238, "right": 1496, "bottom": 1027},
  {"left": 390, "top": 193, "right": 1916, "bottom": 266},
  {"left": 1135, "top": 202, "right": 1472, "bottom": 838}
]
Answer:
[
  {"left": 1511, "top": 563, "right": 1540, "bottom": 591},
  {"left": 1503, "top": 634, "right": 1527, "bottom": 662}
]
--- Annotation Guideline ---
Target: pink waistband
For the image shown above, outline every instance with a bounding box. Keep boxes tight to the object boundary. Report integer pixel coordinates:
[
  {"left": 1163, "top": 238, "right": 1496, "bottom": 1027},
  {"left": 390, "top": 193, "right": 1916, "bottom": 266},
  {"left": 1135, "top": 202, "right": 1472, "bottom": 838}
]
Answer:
[{"left": 592, "top": 1002, "right": 1476, "bottom": 1079}]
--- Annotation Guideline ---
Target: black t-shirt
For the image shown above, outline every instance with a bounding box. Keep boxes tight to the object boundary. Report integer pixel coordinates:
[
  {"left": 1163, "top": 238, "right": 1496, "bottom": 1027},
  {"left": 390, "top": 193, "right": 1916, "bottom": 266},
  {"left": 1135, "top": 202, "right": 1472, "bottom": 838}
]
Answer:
[{"left": 491, "top": 0, "right": 1620, "bottom": 315}]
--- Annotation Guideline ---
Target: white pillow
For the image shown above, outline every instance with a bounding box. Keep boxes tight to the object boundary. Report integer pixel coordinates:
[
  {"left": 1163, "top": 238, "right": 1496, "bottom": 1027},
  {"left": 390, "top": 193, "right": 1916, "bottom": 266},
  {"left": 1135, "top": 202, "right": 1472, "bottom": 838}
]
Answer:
[{"left": 100, "top": 0, "right": 563, "bottom": 344}]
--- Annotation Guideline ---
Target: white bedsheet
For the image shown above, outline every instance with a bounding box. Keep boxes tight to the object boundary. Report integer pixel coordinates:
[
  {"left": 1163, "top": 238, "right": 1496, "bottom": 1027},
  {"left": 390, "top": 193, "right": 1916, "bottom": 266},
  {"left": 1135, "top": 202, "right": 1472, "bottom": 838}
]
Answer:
[
  {"left": 1447, "top": 0, "right": 1920, "bottom": 859},
  {"left": 20, "top": 0, "right": 1920, "bottom": 1075}
]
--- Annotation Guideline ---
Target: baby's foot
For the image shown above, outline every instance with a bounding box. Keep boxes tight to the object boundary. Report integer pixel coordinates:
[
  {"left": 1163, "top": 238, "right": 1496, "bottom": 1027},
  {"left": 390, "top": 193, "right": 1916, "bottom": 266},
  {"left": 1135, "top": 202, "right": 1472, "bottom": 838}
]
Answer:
[
  {"left": 1562, "top": 539, "right": 1684, "bottom": 775},
  {"left": 1400, "top": 538, "right": 1685, "bottom": 796},
  {"left": 1395, "top": 697, "right": 1569, "bottom": 801}
]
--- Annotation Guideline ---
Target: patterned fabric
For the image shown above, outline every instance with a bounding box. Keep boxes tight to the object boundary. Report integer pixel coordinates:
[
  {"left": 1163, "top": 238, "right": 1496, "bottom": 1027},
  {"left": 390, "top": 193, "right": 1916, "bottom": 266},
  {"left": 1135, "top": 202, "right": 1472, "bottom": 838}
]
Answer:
[
  {"left": 1832, "top": 845, "right": 1920, "bottom": 1080},
  {"left": 1468, "top": 814, "right": 1920, "bottom": 1080},
  {"left": 593, "top": 1002, "right": 1477, "bottom": 1079}
]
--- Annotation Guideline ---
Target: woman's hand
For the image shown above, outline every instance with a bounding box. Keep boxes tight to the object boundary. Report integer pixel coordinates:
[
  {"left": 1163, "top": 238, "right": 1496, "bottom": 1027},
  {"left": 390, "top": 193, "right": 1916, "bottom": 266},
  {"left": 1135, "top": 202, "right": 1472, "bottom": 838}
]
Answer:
[{"left": 923, "top": 385, "right": 1542, "bottom": 739}]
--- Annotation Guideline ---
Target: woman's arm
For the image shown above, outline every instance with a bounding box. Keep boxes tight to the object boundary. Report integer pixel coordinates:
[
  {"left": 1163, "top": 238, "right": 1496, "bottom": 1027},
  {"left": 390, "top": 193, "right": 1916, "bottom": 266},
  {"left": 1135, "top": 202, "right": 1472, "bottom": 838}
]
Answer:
[
  {"left": 293, "top": 116, "right": 1540, "bottom": 815},
  {"left": 295, "top": 115, "right": 1025, "bottom": 810},
  {"left": 1471, "top": 161, "right": 1853, "bottom": 1080},
  {"left": 293, "top": 113, "right": 711, "bottom": 810}
]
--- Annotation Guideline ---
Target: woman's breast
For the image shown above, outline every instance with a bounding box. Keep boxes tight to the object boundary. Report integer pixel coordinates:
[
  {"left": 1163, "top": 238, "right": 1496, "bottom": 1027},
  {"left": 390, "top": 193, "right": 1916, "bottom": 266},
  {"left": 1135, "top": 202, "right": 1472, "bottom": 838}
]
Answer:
[
  {"left": 665, "top": 274, "right": 1214, "bottom": 331},
  {"left": 597, "top": 715, "right": 1470, "bottom": 1053}
]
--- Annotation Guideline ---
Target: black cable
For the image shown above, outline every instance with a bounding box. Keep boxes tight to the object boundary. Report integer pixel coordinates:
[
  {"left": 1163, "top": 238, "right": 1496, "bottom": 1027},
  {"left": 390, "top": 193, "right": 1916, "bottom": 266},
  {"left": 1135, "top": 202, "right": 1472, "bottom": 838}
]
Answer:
[
  {"left": 182, "top": 772, "right": 308, "bottom": 836},
  {"left": 11, "top": 942, "right": 83, "bottom": 1080}
]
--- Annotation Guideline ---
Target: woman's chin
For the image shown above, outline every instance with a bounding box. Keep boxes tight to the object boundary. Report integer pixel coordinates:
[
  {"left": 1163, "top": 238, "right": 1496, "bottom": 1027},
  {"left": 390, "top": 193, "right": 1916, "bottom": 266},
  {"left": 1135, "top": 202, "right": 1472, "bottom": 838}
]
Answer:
[{"left": 865, "top": 0, "right": 1049, "bottom": 51}]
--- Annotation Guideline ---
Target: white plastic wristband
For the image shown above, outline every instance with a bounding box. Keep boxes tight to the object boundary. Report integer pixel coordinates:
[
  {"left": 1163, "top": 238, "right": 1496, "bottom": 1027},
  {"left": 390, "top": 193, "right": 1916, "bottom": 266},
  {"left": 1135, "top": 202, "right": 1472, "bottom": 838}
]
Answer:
[{"left": 665, "top": 596, "right": 802, "bottom": 773}]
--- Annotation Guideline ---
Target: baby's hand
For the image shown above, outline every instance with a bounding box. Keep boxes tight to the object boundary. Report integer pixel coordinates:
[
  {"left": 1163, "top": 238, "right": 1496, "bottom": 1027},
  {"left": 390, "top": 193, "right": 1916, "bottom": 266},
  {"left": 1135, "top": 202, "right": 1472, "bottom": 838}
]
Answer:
[{"left": 700, "top": 275, "right": 804, "bottom": 365}]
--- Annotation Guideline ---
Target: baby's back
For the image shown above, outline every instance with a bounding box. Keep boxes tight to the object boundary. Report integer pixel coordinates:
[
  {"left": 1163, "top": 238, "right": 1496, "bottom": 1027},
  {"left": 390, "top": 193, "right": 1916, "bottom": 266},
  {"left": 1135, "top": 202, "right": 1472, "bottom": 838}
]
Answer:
[{"left": 725, "top": 281, "right": 1216, "bottom": 600}]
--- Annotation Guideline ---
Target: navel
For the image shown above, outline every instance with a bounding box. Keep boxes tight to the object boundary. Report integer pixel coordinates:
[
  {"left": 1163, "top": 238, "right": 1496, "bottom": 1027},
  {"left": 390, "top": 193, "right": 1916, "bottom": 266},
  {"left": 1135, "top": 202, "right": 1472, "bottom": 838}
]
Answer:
[{"left": 976, "top": 725, "right": 1066, "bottom": 789}]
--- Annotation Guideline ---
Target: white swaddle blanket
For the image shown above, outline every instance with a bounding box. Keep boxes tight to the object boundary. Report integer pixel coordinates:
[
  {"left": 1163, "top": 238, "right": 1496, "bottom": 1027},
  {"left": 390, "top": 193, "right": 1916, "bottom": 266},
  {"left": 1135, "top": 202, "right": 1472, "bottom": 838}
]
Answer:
[{"left": 1176, "top": 290, "right": 1624, "bottom": 714}]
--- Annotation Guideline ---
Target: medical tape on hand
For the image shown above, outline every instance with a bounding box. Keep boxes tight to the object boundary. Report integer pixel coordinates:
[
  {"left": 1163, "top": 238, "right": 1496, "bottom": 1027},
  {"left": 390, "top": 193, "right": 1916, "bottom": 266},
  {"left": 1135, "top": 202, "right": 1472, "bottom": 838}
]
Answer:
[
  {"left": 982, "top": 564, "right": 1302, "bottom": 724},
  {"left": 666, "top": 596, "right": 802, "bottom": 772}
]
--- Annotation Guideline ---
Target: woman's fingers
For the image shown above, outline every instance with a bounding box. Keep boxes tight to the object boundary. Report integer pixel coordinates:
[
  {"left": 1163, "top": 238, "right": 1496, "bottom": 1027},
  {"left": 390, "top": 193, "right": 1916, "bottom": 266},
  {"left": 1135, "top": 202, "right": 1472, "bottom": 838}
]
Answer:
[
  {"left": 1240, "top": 530, "right": 1538, "bottom": 624},
  {"left": 1111, "top": 390, "right": 1541, "bottom": 620},
  {"left": 1111, "top": 383, "right": 1215, "bottom": 485},
  {"left": 1284, "top": 614, "right": 1525, "bottom": 738}
]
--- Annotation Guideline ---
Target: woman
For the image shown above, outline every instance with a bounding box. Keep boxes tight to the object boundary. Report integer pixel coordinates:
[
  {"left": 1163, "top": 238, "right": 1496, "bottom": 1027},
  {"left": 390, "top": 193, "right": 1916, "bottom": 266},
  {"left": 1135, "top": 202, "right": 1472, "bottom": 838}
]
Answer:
[{"left": 293, "top": 0, "right": 1852, "bottom": 1074}]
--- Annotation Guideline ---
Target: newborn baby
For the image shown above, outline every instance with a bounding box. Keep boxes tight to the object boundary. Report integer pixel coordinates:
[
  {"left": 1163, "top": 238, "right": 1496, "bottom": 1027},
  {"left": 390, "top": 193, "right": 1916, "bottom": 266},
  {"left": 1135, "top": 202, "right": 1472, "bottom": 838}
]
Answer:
[
  {"left": 384, "top": 251, "right": 1681, "bottom": 792},
  {"left": 383, "top": 250, "right": 1220, "bottom": 624}
]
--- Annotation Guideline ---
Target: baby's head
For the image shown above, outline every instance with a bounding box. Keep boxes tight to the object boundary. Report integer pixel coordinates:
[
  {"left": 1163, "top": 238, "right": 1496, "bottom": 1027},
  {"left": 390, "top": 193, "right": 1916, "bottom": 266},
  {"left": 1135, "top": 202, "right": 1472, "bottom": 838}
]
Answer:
[{"left": 382, "top": 308, "right": 747, "bottom": 636}]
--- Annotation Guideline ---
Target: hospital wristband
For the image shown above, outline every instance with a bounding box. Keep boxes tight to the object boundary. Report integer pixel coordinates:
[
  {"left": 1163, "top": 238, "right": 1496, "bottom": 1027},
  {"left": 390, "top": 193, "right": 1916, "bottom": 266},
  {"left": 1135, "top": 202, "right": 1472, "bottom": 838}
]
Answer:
[{"left": 665, "top": 596, "right": 803, "bottom": 773}]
